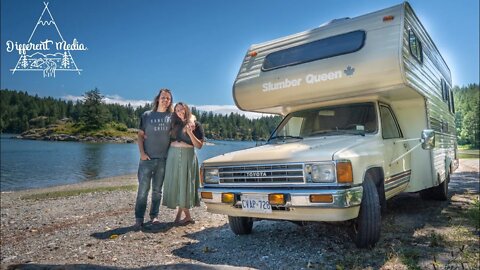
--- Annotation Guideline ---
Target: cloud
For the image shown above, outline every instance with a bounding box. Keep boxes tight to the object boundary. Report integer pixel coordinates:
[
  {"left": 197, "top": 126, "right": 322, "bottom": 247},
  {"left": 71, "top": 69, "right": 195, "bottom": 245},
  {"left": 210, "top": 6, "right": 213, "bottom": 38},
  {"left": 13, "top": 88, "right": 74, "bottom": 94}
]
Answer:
[
  {"left": 62, "top": 94, "right": 151, "bottom": 108},
  {"left": 61, "top": 94, "right": 273, "bottom": 119},
  {"left": 103, "top": 95, "right": 151, "bottom": 107}
]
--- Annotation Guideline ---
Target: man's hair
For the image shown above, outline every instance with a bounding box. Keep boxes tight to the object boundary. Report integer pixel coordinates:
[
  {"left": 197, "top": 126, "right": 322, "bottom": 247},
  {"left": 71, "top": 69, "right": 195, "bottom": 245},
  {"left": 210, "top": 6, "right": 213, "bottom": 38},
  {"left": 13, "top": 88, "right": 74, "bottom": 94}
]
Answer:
[{"left": 152, "top": 88, "right": 173, "bottom": 112}]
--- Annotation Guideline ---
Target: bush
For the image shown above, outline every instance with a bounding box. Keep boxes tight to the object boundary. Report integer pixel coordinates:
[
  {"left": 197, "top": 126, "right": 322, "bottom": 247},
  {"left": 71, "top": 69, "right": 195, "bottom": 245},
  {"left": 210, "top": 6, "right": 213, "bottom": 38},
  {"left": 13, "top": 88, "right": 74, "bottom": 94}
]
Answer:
[{"left": 110, "top": 122, "right": 128, "bottom": 131}]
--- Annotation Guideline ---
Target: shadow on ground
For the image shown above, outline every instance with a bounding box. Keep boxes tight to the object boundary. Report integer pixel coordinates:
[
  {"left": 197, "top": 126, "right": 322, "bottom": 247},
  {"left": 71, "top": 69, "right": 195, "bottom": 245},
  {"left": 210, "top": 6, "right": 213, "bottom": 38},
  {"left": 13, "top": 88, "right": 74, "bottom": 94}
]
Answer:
[
  {"left": 7, "top": 263, "right": 248, "bottom": 270},
  {"left": 90, "top": 222, "right": 177, "bottom": 239},
  {"left": 168, "top": 172, "right": 478, "bottom": 269}
]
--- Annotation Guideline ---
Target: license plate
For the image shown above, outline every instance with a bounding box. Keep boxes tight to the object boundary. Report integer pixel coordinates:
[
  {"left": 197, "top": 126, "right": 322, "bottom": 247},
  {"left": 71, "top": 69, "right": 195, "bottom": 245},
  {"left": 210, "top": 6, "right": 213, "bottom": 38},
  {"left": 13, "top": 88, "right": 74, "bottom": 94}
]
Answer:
[{"left": 241, "top": 195, "right": 272, "bottom": 213}]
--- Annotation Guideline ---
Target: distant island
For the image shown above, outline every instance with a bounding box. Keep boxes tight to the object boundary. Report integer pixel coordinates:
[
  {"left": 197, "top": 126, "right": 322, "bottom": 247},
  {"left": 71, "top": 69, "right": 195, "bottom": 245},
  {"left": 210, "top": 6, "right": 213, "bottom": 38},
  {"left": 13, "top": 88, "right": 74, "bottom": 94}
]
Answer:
[{"left": 15, "top": 118, "right": 137, "bottom": 143}]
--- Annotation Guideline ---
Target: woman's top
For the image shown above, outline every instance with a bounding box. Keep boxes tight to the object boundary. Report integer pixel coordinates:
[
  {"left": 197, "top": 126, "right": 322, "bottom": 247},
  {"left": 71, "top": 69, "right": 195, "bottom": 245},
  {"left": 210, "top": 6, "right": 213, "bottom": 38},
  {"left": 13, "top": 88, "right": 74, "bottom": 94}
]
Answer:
[{"left": 171, "top": 121, "right": 205, "bottom": 146}]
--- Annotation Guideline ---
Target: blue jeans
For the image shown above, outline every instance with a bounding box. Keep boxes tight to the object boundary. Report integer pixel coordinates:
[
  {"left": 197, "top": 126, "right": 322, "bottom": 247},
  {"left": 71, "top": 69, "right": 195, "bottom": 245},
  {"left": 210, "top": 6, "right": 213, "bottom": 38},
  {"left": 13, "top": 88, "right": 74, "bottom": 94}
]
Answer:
[{"left": 135, "top": 158, "right": 166, "bottom": 222}]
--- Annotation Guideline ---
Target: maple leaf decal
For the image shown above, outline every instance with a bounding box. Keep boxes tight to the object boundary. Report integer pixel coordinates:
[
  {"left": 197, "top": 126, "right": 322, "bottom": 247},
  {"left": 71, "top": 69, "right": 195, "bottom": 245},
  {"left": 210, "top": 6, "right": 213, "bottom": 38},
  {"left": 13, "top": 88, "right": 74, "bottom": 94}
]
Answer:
[{"left": 344, "top": 66, "right": 355, "bottom": 76}]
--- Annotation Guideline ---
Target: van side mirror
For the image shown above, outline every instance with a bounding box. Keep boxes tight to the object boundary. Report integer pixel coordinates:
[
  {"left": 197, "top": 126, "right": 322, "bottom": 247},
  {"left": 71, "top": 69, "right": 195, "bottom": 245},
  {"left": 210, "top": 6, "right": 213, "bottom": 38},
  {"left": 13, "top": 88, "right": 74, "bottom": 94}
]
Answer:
[{"left": 421, "top": 129, "right": 435, "bottom": 150}]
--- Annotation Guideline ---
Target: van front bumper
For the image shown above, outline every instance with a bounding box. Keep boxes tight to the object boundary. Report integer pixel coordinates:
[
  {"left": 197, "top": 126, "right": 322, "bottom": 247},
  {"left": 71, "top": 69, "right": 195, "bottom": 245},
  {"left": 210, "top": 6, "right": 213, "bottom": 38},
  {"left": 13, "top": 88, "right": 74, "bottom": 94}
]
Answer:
[{"left": 198, "top": 186, "right": 363, "bottom": 222}]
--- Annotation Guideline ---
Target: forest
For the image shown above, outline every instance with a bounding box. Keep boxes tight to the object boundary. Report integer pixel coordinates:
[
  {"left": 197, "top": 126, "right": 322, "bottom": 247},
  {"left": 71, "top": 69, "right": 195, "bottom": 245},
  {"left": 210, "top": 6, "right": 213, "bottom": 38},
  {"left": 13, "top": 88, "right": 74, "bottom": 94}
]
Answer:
[
  {"left": 0, "top": 84, "right": 478, "bottom": 147},
  {"left": 0, "top": 89, "right": 281, "bottom": 141}
]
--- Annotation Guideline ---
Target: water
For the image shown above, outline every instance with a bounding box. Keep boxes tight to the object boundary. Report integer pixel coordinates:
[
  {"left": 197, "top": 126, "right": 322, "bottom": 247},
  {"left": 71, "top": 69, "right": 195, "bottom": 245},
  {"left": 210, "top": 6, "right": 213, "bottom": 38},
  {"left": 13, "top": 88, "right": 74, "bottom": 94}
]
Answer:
[{"left": 0, "top": 134, "right": 255, "bottom": 191}]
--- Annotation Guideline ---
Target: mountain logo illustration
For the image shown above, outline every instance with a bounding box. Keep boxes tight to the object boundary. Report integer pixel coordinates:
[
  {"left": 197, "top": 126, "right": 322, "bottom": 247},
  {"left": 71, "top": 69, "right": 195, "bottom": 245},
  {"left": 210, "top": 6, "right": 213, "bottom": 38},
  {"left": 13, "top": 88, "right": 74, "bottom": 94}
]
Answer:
[{"left": 7, "top": 2, "right": 87, "bottom": 78}]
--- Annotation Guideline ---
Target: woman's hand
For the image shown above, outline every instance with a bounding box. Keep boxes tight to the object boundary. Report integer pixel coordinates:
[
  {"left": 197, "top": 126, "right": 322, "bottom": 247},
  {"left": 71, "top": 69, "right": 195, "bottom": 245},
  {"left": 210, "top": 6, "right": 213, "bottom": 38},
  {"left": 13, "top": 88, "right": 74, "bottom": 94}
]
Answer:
[
  {"left": 185, "top": 123, "right": 203, "bottom": 149},
  {"left": 185, "top": 122, "right": 195, "bottom": 134}
]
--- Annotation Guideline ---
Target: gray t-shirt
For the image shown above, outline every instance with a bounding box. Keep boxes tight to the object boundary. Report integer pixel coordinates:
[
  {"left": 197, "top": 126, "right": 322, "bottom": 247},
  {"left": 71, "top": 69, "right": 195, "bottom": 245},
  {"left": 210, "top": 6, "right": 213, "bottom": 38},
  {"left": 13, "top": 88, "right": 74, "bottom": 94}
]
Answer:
[{"left": 139, "top": 111, "right": 172, "bottom": 159}]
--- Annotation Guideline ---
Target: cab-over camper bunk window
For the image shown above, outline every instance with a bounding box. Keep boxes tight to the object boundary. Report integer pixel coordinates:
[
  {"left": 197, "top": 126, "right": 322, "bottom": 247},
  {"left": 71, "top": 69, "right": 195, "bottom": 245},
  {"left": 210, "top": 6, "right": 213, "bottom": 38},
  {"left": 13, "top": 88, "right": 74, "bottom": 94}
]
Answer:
[
  {"left": 262, "top": 30, "right": 366, "bottom": 71},
  {"left": 408, "top": 29, "right": 423, "bottom": 64}
]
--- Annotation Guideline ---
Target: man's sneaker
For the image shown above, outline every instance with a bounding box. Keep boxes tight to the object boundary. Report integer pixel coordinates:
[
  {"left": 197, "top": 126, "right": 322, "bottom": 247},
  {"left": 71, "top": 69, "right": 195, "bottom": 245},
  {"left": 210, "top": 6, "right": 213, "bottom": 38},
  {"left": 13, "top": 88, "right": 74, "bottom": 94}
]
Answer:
[{"left": 151, "top": 217, "right": 160, "bottom": 224}]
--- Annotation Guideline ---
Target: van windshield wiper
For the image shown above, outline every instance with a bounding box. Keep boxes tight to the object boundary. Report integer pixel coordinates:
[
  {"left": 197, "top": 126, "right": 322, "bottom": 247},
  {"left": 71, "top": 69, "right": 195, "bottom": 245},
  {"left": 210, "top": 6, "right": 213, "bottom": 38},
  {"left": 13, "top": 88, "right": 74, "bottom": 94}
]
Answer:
[
  {"left": 268, "top": 135, "right": 303, "bottom": 142},
  {"left": 308, "top": 130, "right": 365, "bottom": 137}
]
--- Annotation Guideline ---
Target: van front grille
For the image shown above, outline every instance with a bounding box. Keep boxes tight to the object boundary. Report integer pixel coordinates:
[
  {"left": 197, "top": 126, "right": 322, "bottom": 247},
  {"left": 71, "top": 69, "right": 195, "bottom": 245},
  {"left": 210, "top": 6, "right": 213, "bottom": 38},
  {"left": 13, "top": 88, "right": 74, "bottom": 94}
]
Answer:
[{"left": 219, "top": 163, "right": 304, "bottom": 184}]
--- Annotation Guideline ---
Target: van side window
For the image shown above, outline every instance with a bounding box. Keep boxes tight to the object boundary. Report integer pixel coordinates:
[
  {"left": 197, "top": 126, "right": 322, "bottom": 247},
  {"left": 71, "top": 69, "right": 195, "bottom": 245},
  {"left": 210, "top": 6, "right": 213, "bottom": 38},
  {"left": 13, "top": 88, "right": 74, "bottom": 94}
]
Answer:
[
  {"left": 262, "top": 30, "right": 366, "bottom": 71},
  {"left": 408, "top": 29, "right": 423, "bottom": 63},
  {"left": 441, "top": 79, "right": 455, "bottom": 114},
  {"left": 380, "top": 105, "right": 402, "bottom": 139},
  {"left": 450, "top": 89, "right": 455, "bottom": 114},
  {"left": 278, "top": 116, "right": 303, "bottom": 137}
]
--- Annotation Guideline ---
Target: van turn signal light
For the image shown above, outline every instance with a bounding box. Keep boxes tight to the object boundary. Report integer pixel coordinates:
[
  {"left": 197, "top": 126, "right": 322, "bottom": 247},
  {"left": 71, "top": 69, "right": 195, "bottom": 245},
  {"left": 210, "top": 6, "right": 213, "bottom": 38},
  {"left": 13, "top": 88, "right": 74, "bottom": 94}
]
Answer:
[
  {"left": 310, "top": 194, "right": 333, "bottom": 203},
  {"left": 201, "top": 192, "right": 213, "bottom": 200},
  {"left": 249, "top": 51, "right": 258, "bottom": 57},
  {"left": 337, "top": 162, "right": 353, "bottom": 183}
]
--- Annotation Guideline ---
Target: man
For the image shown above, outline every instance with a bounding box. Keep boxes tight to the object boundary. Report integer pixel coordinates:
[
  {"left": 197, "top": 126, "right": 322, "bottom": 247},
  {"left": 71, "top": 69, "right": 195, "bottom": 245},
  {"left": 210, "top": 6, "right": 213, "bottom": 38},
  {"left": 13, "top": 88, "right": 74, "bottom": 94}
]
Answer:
[{"left": 134, "top": 88, "right": 173, "bottom": 228}]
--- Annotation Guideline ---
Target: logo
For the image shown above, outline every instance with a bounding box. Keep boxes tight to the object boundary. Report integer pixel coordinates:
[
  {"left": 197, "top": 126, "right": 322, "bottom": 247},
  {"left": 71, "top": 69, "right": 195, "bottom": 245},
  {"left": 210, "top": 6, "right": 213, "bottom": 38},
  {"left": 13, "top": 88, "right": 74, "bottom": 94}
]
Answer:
[
  {"left": 246, "top": 171, "right": 268, "bottom": 177},
  {"left": 344, "top": 66, "right": 355, "bottom": 76},
  {"left": 6, "top": 2, "right": 87, "bottom": 78},
  {"left": 262, "top": 66, "right": 355, "bottom": 92}
]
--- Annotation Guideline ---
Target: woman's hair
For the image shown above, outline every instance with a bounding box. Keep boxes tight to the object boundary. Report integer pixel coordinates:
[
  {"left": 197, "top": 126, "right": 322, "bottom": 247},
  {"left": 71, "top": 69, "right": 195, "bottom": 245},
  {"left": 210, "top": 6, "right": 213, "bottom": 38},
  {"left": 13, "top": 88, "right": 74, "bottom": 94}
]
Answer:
[
  {"left": 170, "top": 102, "right": 192, "bottom": 139},
  {"left": 152, "top": 88, "right": 173, "bottom": 112}
]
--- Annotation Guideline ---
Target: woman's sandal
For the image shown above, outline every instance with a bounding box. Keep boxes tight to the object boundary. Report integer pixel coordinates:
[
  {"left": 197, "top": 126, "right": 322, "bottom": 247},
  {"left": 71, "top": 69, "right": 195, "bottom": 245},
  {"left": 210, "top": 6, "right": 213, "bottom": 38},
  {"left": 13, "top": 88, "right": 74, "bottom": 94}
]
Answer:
[{"left": 178, "top": 219, "right": 195, "bottom": 225}]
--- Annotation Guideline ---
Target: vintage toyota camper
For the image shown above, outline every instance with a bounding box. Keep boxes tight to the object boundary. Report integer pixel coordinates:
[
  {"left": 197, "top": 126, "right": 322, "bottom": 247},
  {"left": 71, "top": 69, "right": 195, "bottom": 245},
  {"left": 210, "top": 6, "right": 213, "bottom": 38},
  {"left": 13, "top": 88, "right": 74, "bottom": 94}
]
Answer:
[{"left": 199, "top": 2, "right": 458, "bottom": 248}]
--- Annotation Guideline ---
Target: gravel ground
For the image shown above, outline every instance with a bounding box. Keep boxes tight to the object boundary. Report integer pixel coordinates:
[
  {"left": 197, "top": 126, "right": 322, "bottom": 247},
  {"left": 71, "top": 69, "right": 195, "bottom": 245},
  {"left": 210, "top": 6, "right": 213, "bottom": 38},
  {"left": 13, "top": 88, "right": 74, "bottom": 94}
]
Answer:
[{"left": 1, "top": 160, "right": 479, "bottom": 270}]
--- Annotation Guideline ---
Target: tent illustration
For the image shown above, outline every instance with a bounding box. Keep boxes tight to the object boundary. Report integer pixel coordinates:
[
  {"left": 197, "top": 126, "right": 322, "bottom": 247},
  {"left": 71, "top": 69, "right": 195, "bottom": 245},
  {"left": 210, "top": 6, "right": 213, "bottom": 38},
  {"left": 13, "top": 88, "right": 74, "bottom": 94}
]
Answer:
[{"left": 10, "top": 2, "right": 82, "bottom": 77}]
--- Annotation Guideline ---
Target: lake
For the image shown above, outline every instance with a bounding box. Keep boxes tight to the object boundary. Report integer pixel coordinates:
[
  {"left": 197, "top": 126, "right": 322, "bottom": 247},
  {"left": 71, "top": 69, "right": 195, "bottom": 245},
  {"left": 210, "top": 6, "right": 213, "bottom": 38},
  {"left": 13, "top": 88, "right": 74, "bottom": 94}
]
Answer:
[{"left": 0, "top": 134, "right": 255, "bottom": 191}]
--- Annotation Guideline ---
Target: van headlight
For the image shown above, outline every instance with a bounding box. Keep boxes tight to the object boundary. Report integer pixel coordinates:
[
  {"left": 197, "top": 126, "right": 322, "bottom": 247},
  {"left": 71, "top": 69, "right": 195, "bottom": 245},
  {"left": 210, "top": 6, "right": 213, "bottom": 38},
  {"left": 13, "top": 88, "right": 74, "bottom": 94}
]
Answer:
[
  {"left": 204, "top": 168, "right": 220, "bottom": 184},
  {"left": 305, "top": 163, "right": 335, "bottom": 183}
]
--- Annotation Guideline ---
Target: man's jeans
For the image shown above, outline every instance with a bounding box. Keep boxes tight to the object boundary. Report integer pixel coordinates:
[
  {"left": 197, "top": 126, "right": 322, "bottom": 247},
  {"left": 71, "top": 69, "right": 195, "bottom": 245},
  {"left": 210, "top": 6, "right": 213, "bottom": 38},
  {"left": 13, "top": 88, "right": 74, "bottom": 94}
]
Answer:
[{"left": 135, "top": 158, "right": 166, "bottom": 222}]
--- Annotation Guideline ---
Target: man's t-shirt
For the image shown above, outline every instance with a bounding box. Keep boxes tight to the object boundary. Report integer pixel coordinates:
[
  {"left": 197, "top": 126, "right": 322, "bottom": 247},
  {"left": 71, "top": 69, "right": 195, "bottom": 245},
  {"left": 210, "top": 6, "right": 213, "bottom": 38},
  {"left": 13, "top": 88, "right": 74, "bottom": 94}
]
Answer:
[{"left": 139, "top": 111, "right": 172, "bottom": 159}]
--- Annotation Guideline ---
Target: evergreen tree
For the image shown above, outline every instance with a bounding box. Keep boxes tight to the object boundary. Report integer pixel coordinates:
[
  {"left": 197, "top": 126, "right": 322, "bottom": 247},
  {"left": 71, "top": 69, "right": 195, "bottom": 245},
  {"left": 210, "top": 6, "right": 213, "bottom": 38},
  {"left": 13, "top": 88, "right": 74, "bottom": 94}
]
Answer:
[
  {"left": 80, "top": 88, "right": 110, "bottom": 130},
  {"left": 453, "top": 83, "right": 479, "bottom": 148}
]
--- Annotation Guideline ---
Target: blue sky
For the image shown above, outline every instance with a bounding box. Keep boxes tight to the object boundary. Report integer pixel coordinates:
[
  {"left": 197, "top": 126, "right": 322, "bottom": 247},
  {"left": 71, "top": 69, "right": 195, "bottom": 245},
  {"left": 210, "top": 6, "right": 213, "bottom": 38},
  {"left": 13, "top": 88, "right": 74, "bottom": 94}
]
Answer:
[{"left": 1, "top": 0, "right": 479, "bottom": 115}]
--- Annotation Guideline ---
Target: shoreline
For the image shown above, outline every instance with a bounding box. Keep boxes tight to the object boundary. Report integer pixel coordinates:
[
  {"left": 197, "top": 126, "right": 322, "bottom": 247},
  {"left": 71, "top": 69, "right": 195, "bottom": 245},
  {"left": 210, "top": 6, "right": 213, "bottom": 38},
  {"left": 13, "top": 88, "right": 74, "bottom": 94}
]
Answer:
[{"left": 0, "top": 174, "right": 138, "bottom": 197}]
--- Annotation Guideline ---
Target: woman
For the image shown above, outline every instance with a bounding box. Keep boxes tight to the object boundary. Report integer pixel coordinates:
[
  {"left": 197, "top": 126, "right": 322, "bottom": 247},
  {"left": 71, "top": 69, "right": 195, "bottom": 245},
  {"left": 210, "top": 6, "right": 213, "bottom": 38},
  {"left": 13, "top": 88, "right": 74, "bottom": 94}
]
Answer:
[{"left": 162, "top": 102, "right": 204, "bottom": 225}]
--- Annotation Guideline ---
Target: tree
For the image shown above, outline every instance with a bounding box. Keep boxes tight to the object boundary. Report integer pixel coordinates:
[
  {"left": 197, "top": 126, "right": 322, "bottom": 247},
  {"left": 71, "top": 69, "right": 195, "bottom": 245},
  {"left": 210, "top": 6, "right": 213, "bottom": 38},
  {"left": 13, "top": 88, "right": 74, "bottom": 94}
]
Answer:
[
  {"left": 80, "top": 88, "right": 110, "bottom": 130},
  {"left": 454, "top": 83, "right": 479, "bottom": 148},
  {"left": 61, "top": 51, "right": 70, "bottom": 68}
]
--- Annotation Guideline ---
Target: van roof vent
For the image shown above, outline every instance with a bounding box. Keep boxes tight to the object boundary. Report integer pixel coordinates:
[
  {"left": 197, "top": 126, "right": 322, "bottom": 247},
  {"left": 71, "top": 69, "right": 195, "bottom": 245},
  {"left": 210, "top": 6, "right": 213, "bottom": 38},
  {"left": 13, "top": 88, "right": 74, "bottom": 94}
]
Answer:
[{"left": 319, "top": 17, "right": 350, "bottom": 27}]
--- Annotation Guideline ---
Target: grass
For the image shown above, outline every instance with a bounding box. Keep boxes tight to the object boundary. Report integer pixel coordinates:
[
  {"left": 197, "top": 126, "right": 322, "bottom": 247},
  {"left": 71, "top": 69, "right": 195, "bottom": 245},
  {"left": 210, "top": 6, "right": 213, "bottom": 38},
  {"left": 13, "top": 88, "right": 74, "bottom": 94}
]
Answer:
[
  {"left": 465, "top": 198, "right": 480, "bottom": 229},
  {"left": 458, "top": 144, "right": 479, "bottom": 150},
  {"left": 400, "top": 248, "right": 421, "bottom": 270},
  {"left": 20, "top": 184, "right": 138, "bottom": 200},
  {"left": 458, "top": 149, "right": 480, "bottom": 159},
  {"left": 438, "top": 197, "right": 480, "bottom": 269},
  {"left": 53, "top": 122, "right": 137, "bottom": 138}
]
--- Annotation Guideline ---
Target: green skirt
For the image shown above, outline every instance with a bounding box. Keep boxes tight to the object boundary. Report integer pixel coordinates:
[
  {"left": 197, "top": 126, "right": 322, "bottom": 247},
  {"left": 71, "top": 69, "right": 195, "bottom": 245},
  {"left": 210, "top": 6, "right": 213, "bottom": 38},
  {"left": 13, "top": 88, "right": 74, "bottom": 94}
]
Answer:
[{"left": 162, "top": 146, "right": 200, "bottom": 209}]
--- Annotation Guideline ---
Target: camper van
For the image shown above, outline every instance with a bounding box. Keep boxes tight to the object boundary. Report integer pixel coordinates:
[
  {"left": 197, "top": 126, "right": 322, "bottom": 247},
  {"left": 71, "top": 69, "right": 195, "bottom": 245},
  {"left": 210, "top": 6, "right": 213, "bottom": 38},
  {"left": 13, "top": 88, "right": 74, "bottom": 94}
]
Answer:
[{"left": 199, "top": 2, "right": 458, "bottom": 248}]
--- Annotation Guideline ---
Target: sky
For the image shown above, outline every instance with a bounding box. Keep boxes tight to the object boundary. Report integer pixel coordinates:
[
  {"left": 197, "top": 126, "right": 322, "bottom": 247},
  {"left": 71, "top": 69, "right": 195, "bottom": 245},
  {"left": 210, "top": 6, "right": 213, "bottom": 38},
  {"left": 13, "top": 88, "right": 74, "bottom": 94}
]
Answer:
[{"left": 1, "top": 0, "right": 479, "bottom": 117}]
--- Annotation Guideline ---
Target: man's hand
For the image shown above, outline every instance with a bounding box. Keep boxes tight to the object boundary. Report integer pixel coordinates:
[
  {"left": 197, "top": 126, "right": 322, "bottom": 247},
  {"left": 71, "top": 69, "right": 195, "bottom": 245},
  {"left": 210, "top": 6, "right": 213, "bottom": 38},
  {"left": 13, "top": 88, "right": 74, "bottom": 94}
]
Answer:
[{"left": 140, "top": 153, "right": 151, "bottom": 160}]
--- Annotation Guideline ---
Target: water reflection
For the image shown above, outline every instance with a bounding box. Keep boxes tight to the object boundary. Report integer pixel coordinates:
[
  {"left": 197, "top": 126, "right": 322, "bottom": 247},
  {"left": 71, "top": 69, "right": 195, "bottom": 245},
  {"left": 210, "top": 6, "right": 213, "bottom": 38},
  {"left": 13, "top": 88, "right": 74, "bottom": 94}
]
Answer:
[
  {"left": 1, "top": 134, "right": 255, "bottom": 191},
  {"left": 80, "top": 143, "right": 105, "bottom": 180}
]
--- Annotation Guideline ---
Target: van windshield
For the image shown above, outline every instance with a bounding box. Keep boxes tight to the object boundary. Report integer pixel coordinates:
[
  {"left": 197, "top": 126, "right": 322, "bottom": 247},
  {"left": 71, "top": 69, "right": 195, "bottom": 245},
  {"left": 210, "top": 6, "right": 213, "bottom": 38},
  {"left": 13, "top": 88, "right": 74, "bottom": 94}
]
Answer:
[{"left": 269, "top": 103, "right": 377, "bottom": 141}]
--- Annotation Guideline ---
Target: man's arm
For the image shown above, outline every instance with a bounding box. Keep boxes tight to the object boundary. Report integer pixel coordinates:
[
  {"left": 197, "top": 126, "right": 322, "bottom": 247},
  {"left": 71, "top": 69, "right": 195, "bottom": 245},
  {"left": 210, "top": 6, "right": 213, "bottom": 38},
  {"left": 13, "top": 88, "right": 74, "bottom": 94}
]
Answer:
[{"left": 138, "top": 130, "right": 150, "bottom": 160}]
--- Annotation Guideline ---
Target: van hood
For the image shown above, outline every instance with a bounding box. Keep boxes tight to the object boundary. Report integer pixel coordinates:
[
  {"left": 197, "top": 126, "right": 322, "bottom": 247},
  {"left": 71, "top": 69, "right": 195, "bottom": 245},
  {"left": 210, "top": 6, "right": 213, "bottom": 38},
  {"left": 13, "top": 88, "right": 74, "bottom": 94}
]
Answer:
[{"left": 203, "top": 136, "right": 372, "bottom": 166}]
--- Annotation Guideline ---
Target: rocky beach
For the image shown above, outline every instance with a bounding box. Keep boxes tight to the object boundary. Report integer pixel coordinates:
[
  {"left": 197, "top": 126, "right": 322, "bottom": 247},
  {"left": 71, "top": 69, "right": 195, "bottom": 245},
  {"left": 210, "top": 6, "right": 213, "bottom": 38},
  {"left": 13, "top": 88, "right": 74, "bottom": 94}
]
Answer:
[{"left": 1, "top": 160, "right": 479, "bottom": 270}]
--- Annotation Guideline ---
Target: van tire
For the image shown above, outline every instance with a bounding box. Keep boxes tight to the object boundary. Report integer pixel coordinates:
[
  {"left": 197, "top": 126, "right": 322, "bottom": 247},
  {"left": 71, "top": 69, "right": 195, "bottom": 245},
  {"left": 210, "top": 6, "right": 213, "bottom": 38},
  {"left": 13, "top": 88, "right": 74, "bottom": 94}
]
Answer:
[
  {"left": 420, "top": 173, "right": 449, "bottom": 201},
  {"left": 353, "top": 177, "right": 381, "bottom": 248},
  {"left": 228, "top": 216, "right": 253, "bottom": 235}
]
